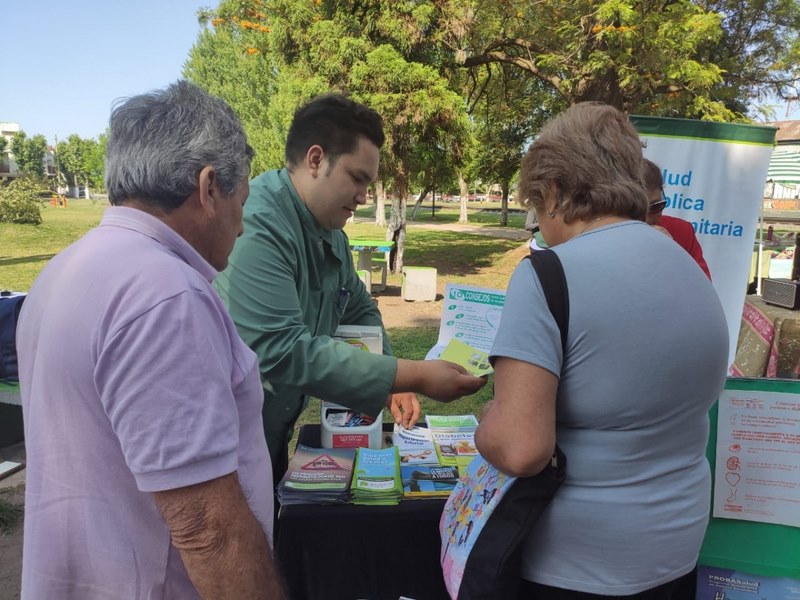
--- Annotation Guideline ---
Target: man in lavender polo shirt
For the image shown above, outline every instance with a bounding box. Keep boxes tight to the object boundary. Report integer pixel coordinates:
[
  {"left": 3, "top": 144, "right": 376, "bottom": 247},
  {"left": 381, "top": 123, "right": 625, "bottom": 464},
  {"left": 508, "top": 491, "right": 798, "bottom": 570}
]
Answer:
[{"left": 16, "top": 81, "right": 284, "bottom": 599}]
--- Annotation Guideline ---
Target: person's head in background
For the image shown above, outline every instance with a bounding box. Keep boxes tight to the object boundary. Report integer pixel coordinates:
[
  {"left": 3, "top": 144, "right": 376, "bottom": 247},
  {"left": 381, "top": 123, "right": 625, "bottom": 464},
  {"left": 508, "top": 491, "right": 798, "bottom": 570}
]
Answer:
[
  {"left": 517, "top": 102, "right": 647, "bottom": 247},
  {"left": 284, "top": 93, "right": 385, "bottom": 231},
  {"left": 104, "top": 80, "right": 254, "bottom": 271},
  {"left": 642, "top": 158, "right": 668, "bottom": 226}
]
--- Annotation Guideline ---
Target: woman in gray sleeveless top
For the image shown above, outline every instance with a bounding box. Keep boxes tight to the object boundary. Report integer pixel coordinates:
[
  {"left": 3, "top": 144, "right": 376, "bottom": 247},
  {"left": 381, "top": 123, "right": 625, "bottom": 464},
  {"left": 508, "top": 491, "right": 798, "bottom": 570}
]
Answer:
[{"left": 478, "top": 103, "right": 729, "bottom": 599}]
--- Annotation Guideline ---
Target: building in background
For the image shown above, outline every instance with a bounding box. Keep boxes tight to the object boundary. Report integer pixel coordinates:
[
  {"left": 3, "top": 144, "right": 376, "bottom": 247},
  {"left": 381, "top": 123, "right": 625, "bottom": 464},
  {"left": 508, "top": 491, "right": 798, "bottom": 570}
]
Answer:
[
  {"left": 0, "top": 122, "right": 21, "bottom": 181},
  {"left": 0, "top": 122, "right": 56, "bottom": 183},
  {"left": 764, "top": 121, "right": 800, "bottom": 203}
]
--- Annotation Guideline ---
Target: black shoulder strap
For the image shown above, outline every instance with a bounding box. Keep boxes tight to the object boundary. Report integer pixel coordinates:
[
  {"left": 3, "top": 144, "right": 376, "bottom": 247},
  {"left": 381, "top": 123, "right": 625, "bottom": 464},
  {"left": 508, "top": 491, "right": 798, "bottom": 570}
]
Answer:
[{"left": 526, "top": 250, "right": 569, "bottom": 355}]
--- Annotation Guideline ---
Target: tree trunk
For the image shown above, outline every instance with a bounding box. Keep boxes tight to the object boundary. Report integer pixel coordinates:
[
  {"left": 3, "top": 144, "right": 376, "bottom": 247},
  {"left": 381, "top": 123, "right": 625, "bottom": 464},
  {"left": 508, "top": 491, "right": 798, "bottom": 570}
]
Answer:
[
  {"left": 387, "top": 175, "right": 408, "bottom": 274},
  {"left": 500, "top": 181, "right": 509, "bottom": 227},
  {"left": 410, "top": 187, "right": 432, "bottom": 221},
  {"left": 72, "top": 174, "right": 79, "bottom": 198},
  {"left": 458, "top": 172, "right": 469, "bottom": 224},
  {"left": 375, "top": 180, "right": 387, "bottom": 227}
]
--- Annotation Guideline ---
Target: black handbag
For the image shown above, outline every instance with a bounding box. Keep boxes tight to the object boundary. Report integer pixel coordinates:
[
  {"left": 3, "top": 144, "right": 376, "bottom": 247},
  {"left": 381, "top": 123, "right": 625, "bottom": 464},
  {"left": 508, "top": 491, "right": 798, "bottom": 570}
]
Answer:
[{"left": 439, "top": 249, "right": 569, "bottom": 600}]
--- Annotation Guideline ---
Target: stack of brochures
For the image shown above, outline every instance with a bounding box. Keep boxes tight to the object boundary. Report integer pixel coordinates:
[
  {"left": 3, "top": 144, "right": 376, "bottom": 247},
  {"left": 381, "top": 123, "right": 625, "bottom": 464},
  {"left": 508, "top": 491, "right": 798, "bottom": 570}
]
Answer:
[
  {"left": 392, "top": 424, "right": 439, "bottom": 465},
  {"left": 351, "top": 447, "right": 403, "bottom": 505},
  {"left": 426, "top": 414, "right": 480, "bottom": 468},
  {"left": 277, "top": 444, "right": 356, "bottom": 505},
  {"left": 400, "top": 464, "right": 460, "bottom": 499}
]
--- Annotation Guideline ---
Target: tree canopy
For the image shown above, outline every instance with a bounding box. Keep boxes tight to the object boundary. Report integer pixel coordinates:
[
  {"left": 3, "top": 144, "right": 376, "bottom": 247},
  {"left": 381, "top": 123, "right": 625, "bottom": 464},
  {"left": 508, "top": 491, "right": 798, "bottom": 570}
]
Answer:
[
  {"left": 440, "top": 0, "right": 799, "bottom": 120},
  {"left": 185, "top": 0, "right": 800, "bottom": 242},
  {"left": 10, "top": 132, "right": 48, "bottom": 178},
  {"left": 56, "top": 134, "right": 105, "bottom": 196},
  {"left": 194, "top": 0, "right": 473, "bottom": 269},
  {"left": 185, "top": 24, "right": 280, "bottom": 173}
]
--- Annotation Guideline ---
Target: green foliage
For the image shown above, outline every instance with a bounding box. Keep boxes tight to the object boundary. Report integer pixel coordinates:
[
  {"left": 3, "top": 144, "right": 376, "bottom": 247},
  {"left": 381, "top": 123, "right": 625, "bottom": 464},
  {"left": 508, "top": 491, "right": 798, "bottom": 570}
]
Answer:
[
  {"left": 194, "top": 0, "right": 475, "bottom": 271},
  {"left": 85, "top": 133, "right": 107, "bottom": 190},
  {"left": 697, "top": 0, "right": 800, "bottom": 116},
  {"left": 350, "top": 44, "right": 470, "bottom": 203},
  {"left": 10, "top": 132, "right": 47, "bottom": 177},
  {"left": 441, "top": 0, "right": 800, "bottom": 120},
  {"left": 0, "top": 177, "right": 44, "bottom": 224},
  {"left": 184, "top": 26, "right": 281, "bottom": 173},
  {"left": 201, "top": 0, "right": 473, "bottom": 200},
  {"left": 56, "top": 134, "right": 103, "bottom": 193}
]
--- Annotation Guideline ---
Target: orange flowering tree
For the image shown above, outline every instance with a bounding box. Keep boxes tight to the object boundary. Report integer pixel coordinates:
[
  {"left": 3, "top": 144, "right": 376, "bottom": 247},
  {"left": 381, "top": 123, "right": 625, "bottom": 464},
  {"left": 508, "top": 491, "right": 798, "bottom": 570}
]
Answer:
[{"left": 438, "top": 0, "right": 800, "bottom": 121}]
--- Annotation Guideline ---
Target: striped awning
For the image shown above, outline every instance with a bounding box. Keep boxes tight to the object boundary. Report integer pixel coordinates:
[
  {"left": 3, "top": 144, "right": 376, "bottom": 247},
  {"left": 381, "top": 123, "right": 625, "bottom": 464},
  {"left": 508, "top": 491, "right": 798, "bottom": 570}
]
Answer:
[{"left": 767, "top": 150, "right": 800, "bottom": 184}]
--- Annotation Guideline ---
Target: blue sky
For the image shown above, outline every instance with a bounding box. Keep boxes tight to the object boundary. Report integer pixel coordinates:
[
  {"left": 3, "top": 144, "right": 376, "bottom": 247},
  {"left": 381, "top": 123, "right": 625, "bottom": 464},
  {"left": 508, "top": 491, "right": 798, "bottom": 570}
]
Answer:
[{"left": 1, "top": 0, "right": 211, "bottom": 143}]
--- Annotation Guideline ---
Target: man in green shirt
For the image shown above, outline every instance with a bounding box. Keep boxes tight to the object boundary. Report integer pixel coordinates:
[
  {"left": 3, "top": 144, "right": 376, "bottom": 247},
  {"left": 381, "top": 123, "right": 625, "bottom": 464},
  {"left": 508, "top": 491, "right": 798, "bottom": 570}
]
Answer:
[{"left": 216, "top": 94, "right": 485, "bottom": 479}]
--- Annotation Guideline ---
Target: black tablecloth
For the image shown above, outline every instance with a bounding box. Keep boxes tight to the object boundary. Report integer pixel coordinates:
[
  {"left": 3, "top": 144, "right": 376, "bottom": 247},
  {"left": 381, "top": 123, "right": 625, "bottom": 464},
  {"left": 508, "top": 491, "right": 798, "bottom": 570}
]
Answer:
[{"left": 275, "top": 424, "right": 449, "bottom": 600}]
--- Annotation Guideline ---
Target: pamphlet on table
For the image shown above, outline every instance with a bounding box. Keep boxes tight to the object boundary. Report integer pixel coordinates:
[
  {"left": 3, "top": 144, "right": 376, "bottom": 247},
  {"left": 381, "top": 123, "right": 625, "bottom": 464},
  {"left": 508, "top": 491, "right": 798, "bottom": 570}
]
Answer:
[
  {"left": 392, "top": 424, "right": 439, "bottom": 465},
  {"left": 425, "top": 415, "right": 479, "bottom": 468},
  {"left": 426, "top": 415, "right": 479, "bottom": 429},
  {"left": 351, "top": 447, "right": 403, "bottom": 505},
  {"left": 400, "top": 464, "right": 460, "bottom": 499},
  {"left": 424, "top": 284, "right": 506, "bottom": 360},
  {"left": 277, "top": 444, "right": 356, "bottom": 505}
]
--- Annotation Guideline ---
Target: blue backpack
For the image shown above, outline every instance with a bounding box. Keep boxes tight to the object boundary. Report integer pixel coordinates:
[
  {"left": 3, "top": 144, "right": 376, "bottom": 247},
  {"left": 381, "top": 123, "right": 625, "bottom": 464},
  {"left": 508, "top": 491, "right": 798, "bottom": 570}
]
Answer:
[{"left": 0, "top": 292, "right": 26, "bottom": 383}]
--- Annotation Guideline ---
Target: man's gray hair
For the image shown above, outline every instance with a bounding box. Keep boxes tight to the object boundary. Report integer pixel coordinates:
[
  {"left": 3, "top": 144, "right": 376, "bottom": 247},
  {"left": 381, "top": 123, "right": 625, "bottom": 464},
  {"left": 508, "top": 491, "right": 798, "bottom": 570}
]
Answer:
[{"left": 105, "top": 80, "right": 253, "bottom": 210}]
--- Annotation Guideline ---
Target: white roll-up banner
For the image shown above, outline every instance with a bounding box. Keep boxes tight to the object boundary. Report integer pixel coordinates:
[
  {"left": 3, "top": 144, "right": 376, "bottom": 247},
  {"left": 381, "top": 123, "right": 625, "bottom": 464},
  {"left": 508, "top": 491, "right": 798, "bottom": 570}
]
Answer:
[{"left": 632, "top": 117, "right": 777, "bottom": 365}]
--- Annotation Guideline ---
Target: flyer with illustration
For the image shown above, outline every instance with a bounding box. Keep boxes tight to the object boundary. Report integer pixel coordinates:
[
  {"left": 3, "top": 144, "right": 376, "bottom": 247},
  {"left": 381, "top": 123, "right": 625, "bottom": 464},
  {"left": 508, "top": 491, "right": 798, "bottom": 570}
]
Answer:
[
  {"left": 438, "top": 338, "right": 493, "bottom": 376},
  {"left": 713, "top": 385, "right": 800, "bottom": 528},
  {"left": 425, "top": 283, "right": 506, "bottom": 360}
]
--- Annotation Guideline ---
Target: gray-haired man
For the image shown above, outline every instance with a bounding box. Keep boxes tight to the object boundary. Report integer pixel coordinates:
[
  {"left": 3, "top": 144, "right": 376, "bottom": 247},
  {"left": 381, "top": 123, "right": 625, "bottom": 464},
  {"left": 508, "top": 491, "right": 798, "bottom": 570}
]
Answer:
[{"left": 17, "top": 81, "right": 284, "bottom": 599}]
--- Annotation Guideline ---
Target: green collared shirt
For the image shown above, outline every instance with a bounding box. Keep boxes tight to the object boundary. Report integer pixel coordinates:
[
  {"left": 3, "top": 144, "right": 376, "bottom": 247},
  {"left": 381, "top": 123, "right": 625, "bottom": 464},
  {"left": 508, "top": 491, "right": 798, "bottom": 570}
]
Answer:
[{"left": 215, "top": 169, "right": 396, "bottom": 435}]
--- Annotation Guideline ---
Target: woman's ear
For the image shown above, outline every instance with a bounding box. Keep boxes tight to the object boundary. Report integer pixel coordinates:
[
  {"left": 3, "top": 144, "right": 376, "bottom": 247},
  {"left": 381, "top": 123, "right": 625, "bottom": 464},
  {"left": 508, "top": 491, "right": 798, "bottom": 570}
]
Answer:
[{"left": 544, "top": 180, "right": 560, "bottom": 217}]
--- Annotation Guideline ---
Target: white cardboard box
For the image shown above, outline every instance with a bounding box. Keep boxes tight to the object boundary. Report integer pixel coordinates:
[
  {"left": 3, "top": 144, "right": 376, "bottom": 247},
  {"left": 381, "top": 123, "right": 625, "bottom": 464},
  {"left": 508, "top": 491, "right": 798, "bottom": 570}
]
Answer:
[{"left": 320, "top": 325, "right": 384, "bottom": 449}]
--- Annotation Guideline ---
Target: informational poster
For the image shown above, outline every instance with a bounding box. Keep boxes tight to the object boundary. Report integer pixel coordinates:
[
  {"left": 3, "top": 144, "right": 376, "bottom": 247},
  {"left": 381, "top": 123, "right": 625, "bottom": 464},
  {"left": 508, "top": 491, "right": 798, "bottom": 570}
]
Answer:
[
  {"left": 713, "top": 385, "right": 800, "bottom": 527},
  {"left": 424, "top": 284, "right": 505, "bottom": 360},
  {"left": 697, "top": 566, "right": 800, "bottom": 600},
  {"left": 633, "top": 117, "right": 777, "bottom": 366},
  {"left": 700, "top": 379, "right": 800, "bottom": 590}
]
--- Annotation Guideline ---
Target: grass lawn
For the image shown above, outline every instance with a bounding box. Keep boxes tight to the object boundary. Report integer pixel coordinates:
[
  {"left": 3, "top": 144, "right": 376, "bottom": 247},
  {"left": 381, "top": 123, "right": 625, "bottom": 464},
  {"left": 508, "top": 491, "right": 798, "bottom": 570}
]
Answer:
[
  {"left": 356, "top": 202, "right": 526, "bottom": 229},
  {"left": 346, "top": 221, "right": 522, "bottom": 290},
  {"left": 0, "top": 492, "right": 23, "bottom": 533},
  {"left": 2, "top": 200, "right": 524, "bottom": 292},
  {"left": 1, "top": 199, "right": 106, "bottom": 291}
]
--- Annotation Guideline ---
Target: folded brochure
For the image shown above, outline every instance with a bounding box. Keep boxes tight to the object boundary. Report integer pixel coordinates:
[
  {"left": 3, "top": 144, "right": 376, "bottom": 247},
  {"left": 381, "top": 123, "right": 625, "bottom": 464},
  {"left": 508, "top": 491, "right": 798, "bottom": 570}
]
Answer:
[{"left": 438, "top": 338, "right": 493, "bottom": 376}]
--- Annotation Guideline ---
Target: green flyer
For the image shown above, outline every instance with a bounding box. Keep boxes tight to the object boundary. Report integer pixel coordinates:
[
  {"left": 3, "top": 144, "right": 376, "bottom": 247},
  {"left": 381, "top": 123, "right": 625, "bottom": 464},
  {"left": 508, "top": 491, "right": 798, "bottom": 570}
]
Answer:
[{"left": 439, "top": 338, "right": 493, "bottom": 377}]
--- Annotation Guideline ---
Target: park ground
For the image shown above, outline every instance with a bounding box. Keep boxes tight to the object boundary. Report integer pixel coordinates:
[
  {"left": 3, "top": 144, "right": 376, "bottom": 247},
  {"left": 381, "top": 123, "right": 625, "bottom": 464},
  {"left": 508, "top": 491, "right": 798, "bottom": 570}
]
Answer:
[{"left": 0, "top": 198, "right": 530, "bottom": 597}]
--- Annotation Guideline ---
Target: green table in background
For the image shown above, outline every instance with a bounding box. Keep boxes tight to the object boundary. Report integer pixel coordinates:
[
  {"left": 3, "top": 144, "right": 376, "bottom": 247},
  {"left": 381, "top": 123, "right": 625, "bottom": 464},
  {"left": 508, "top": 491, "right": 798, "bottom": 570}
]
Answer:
[{"left": 348, "top": 238, "right": 395, "bottom": 292}]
